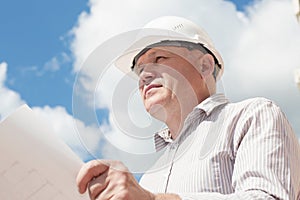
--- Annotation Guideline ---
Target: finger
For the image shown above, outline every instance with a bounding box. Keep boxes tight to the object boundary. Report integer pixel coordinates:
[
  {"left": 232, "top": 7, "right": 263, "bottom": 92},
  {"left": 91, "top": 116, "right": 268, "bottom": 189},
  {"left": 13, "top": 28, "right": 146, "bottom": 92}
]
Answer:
[
  {"left": 93, "top": 180, "right": 115, "bottom": 200},
  {"left": 88, "top": 170, "right": 109, "bottom": 200},
  {"left": 94, "top": 168, "right": 129, "bottom": 200},
  {"left": 76, "top": 160, "right": 109, "bottom": 194}
]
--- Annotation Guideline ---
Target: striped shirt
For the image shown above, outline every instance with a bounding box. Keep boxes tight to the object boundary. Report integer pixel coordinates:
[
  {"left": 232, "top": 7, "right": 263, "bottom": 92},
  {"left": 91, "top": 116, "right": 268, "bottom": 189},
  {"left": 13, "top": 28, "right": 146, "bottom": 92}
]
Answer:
[{"left": 139, "top": 94, "right": 300, "bottom": 200}]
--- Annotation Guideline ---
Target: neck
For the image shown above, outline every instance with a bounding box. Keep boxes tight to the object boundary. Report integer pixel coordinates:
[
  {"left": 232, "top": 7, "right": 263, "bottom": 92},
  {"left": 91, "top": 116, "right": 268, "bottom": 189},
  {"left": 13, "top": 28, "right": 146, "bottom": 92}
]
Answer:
[
  {"left": 164, "top": 100, "right": 196, "bottom": 140},
  {"left": 165, "top": 92, "right": 212, "bottom": 139}
]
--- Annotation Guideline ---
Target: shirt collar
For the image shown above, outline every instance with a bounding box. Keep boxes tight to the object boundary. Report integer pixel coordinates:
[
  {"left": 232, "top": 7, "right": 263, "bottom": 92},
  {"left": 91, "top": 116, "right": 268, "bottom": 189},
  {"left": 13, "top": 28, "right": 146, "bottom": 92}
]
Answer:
[
  {"left": 154, "top": 93, "right": 229, "bottom": 151},
  {"left": 195, "top": 93, "right": 229, "bottom": 116}
]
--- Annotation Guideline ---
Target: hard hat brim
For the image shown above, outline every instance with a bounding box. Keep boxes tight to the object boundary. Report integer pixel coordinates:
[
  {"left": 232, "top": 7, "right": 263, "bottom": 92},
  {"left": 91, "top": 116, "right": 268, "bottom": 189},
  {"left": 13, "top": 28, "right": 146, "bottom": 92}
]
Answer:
[{"left": 114, "top": 33, "right": 224, "bottom": 80}]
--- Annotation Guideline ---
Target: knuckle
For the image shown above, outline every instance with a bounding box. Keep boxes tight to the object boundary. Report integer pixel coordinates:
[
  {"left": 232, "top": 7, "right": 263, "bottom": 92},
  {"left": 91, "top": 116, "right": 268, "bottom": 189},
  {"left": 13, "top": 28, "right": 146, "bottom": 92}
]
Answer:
[
  {"left": 110, "top": 171, "right": 127, "bottom": 183},
  {"left": 88, "top": 183, "right": 101, "bottom": 200},
  {"left": 111, "top": 160, "right": 127, "bottom": 170},
  {"left": 118, "top": 178, "right": 127, "bottom": 186},
  {"left": 82, "top": 160, "right": 96, "bottom": 173},
  {"left": 116, "top": 190, "right": 130, "bottom": 199},
  {"left": 89, "top": 160, "right": 102, "bottom": 168}
]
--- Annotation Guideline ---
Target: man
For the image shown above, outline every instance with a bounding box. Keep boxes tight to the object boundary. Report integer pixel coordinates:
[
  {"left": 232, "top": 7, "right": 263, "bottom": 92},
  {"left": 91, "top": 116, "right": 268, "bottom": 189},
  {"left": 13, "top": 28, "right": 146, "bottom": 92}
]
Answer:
[{"left": 76, "top": 16, "right": 300, "bottom": 199}]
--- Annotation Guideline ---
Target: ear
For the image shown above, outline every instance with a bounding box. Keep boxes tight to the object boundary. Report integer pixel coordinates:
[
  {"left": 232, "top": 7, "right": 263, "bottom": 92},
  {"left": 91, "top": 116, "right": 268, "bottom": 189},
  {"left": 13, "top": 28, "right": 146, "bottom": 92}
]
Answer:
[{"left": 199, "top": 54, "right": 215, "bottom": 78}]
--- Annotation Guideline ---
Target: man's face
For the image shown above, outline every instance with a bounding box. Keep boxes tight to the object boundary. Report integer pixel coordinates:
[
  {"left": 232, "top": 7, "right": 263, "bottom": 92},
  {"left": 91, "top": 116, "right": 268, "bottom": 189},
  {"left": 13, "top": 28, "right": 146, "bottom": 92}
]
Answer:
[{"left": 135, "top": 46, "right": 204, "bottom": 118}]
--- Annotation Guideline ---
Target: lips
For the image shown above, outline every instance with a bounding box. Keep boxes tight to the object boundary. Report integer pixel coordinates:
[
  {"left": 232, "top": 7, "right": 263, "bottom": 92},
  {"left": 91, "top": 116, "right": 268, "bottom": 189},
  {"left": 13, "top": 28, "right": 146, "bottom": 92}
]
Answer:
[{"left": 144, "top": 84, "right": 162, "bottom": 98}]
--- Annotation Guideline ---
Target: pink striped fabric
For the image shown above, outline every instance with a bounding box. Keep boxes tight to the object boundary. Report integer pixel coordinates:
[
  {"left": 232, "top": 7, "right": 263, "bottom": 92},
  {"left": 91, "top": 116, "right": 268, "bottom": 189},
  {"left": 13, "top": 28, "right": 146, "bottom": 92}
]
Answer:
[{"left": 140, "top": 94, "right": 300, "bottom": 200}]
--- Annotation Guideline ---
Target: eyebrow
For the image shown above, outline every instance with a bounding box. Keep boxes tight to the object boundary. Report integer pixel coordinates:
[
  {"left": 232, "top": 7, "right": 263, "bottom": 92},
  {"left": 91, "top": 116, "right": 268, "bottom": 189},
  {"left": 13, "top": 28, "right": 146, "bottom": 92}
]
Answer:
[{"left": 135, "top": 50, "right": 158, "bottom": 67}]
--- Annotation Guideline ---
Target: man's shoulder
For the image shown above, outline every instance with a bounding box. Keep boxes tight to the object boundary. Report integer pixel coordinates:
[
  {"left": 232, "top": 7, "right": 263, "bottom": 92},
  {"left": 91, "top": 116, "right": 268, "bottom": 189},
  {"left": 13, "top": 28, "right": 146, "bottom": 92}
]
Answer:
[
  {"left": 226, "top": 96, "right": 281, "bottom": 117},
  {"left": 230, "top": 96, "right": 276, "bottom": 109}
]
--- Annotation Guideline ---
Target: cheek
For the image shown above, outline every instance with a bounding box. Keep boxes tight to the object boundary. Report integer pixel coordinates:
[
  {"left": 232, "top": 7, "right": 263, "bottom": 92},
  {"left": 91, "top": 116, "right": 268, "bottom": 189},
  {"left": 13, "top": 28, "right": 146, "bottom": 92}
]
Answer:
[
  {"left": 163, "top": 77, "right": 181, "bottom": 97},
  {"left": 143, "top": 88, "right": 170, "bottom": 109}
]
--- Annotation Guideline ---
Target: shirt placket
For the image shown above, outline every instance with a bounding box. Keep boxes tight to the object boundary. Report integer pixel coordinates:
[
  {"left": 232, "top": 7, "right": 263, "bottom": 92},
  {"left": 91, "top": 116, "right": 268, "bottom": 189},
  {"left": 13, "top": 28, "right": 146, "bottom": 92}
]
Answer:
[
  {"left": 162, "top": 109, "right": 205, "bottom": 193},
  {"left": 163, "top": 141, "right": 179, "bottom": 193}
]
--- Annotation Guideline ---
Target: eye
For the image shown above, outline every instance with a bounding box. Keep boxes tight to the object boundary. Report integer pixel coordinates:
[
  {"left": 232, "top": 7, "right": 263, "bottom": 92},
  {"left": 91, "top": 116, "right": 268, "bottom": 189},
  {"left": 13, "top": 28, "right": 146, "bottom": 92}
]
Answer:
[
  {"left": 138, "top": 78, "right": 144, "bottom": 88},
  {"left": 155, "top": 56, "right": 167, "bottom": 63},
  {"left": 138, "top": 67, "right": 144, "bottom": 75},
  {"left": 134, "top": 65, "right": 144, "bottom": 76}
]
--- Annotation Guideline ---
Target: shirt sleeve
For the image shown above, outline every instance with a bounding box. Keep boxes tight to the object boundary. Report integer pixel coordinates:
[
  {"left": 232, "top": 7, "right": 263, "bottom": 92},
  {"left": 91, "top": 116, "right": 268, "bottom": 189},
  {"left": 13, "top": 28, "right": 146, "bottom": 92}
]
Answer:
[{"left": 177, "top": 98, "right": 300, "bottom": 200}]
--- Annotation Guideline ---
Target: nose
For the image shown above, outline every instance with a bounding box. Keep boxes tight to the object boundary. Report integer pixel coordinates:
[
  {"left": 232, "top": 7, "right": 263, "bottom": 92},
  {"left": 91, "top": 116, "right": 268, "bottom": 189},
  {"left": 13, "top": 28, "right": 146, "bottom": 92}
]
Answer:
[{"left": 138, "top": 66, "right": 157, "bottom": 88}]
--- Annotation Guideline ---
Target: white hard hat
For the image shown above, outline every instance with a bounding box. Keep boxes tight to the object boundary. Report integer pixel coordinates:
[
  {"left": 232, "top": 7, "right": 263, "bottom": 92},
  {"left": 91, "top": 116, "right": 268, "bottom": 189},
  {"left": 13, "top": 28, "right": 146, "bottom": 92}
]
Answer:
[{"left": 115, "top": 16, "right": 224, "bottom": 80}]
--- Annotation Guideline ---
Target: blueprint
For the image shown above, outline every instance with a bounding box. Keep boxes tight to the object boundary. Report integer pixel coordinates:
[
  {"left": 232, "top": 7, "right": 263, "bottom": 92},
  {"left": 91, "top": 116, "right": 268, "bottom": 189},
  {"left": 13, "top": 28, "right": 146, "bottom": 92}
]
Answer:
[{"left": 0, "top": 105, "right": 89, "bottom": 199}]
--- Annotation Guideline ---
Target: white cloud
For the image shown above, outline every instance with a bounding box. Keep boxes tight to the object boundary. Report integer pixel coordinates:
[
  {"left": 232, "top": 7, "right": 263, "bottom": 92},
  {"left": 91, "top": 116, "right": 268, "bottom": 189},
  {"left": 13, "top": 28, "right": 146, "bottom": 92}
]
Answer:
[
  {"left": 19, "top": 53, "right": 72, "bottom": 77},
  {"left": 0, "top": 62, "right": 26, "bottom": 120},
  {"left": 69, "top": 0, "right": 300, "bottom": 161},
  {"left": 223, "top": 0, "right": 300, "bottom": 135},
  {"left": 0, "top": 61, "right": 102, "bottom": 161},
  {"left": 39, "top": 52, "right": 72, "bottom": 76},
  {"left": 0, "top": 62, "right": 7, "bottom": 86},
  {"left": 32, "top": 106, "right": 102, "bottom": 161},
  {"left": 225, "top": 0, "right": 300, "bottom": 92},
  {"left": 43, "top": 57, "right": 60, "bottom": 72}
]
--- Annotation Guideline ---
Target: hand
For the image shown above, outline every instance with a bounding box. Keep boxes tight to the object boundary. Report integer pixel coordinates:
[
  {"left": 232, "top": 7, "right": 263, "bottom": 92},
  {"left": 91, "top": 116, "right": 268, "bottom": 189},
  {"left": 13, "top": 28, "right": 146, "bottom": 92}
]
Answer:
[{"left": 76, "top": 160, "right": 155, "bottom": 200}]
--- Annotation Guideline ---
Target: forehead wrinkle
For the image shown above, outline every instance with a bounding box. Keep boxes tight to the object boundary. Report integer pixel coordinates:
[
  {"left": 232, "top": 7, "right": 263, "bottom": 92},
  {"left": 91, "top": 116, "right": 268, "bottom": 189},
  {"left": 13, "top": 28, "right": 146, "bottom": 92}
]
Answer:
[{"left": 136, "top": 46, "right": 192, "bottom": 67}]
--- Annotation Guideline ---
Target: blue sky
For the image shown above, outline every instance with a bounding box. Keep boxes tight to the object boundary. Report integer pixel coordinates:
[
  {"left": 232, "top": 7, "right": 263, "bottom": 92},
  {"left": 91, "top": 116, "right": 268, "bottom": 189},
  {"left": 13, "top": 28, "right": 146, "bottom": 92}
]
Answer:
[
  {"left": 1, "top": 0, "right": 300, "bottom": 164},
  {"left": 0, "top": 1, "right": 88, "bottom": 112}
]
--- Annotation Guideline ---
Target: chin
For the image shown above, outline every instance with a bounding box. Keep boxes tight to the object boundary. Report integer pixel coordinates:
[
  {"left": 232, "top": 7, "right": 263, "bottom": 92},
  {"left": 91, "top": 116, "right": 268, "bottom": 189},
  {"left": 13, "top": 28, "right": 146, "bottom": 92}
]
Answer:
[{"left": 146, "top": 104, "right": 167, "bottom": 122}]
